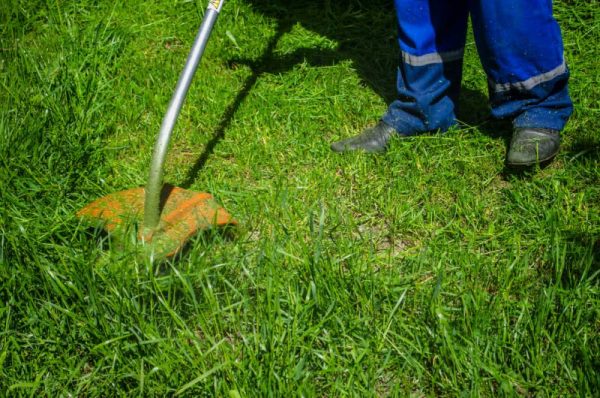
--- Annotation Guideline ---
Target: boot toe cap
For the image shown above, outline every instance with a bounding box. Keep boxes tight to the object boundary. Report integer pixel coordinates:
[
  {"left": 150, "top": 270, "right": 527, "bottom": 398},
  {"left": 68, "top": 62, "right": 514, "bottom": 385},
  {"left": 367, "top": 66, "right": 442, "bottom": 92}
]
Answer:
[{"left": 507, "top": 128, "right": 560, "bottom": 166}]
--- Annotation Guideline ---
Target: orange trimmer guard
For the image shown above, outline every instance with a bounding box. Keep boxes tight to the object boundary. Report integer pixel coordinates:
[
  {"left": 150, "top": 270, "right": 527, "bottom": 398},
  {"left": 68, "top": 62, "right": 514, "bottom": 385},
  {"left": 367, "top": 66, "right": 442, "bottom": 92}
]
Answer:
[{"left": 77, "top": 184, "right": 236, "bottom": 259}]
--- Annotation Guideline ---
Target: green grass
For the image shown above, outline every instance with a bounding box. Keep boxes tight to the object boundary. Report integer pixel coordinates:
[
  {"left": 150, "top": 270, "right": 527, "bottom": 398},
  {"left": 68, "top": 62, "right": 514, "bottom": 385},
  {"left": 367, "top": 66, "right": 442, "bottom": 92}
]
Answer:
[{"left": 1, "top": 0, "right": 599, "bottom": 396}]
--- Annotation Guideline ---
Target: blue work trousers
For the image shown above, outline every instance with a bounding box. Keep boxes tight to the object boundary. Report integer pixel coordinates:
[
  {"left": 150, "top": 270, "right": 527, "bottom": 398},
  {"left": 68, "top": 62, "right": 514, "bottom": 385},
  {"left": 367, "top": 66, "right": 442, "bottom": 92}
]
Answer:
[{"left": 382, "top": 0, "right": 573, "bottom": 134}]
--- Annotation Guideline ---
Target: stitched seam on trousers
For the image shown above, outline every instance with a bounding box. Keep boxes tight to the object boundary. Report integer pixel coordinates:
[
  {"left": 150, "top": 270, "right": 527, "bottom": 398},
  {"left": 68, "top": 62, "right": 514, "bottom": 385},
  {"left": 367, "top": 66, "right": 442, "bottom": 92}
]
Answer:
[
  {"left": 491, "top": 60, "right": 567, "bottom": 92},
  {"left": 401, "top": 49, "right": 465, "bottom": 66}
]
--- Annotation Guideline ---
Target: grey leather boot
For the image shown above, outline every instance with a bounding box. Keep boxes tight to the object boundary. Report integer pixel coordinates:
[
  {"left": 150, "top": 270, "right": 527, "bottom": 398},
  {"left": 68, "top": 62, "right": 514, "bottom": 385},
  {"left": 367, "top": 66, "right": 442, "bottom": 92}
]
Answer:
[
  {"left": 331, "top": 121, "right": 399, "bottom": 153},
  {"left": 506, "top": 128, "right": 561, "bottom": 166}
]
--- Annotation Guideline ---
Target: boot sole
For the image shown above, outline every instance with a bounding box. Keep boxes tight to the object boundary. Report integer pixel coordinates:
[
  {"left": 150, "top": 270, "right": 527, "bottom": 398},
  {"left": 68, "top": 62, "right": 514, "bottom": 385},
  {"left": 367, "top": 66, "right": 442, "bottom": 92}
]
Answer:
[{"left": 506, "top": 151, "right": 559, "bottom": 167}]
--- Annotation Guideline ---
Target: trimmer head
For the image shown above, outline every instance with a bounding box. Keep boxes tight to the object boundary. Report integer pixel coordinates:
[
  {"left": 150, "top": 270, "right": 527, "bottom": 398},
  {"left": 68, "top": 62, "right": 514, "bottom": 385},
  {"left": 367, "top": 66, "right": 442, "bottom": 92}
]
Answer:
[
  {"left": 78, "top": 184, "right": 236, "bottom": 259},
  {"left": 79, "top": 1, "right": 234, "bottom": 260}
]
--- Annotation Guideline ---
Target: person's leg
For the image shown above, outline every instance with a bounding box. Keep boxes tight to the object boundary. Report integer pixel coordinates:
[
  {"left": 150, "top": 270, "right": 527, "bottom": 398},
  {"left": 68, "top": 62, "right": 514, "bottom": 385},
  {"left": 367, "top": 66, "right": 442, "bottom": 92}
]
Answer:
[
  {"left": 331, "top": 0, "right": 469, "bottom": 153},
  {"left": 469, "top": 0, "right": 573, "bottom": 165}
]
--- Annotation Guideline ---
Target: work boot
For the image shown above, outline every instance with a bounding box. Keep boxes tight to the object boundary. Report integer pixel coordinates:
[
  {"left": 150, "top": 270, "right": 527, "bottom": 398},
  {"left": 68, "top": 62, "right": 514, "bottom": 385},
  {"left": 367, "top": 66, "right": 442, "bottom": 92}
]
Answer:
[
  {"left": 331, "top": 121, "right": 399, "bottom": 153},
  {"left": 506, "top": 128, "right": 561, "bottom": 166}
]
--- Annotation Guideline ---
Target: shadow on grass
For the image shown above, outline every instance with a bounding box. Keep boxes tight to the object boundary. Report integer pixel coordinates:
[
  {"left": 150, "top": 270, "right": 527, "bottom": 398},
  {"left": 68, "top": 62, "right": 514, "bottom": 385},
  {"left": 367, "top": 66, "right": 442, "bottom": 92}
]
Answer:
[
  {"left": 163, "top": 225, "right": 238, "bottom": 266},
  {"left": 181, "top": 22, "right": 290, "bottom": 187},
  {"left": 181, "top": 0, "right": 399, "bottom": 187},
  {"left": 566, "top": 138, "right": 600, "bottom": 164},
  {"left": 555, "top": 231, "right": 600, "bottom": 288}
]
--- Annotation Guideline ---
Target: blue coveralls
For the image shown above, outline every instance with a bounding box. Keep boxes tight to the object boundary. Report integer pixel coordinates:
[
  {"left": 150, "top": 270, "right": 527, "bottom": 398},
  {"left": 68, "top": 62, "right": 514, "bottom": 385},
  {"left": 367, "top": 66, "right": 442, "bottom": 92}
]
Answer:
[{"left": 382, "top": 0, "right": 573, "bottom": 135}]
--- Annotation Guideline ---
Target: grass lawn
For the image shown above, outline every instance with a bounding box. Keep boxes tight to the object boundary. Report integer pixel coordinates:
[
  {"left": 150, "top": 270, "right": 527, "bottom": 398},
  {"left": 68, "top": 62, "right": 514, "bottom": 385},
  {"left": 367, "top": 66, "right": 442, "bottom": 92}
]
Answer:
[{"left": 1, "top": 0, "right": 599, "bottom": 395}]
